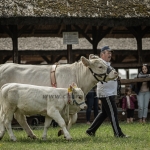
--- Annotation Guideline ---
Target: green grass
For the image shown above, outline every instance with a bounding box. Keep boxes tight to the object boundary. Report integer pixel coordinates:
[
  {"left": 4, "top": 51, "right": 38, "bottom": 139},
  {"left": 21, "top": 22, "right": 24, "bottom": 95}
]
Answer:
[{"left": 0, "top": 122, "right": 150, "bottom": 150}]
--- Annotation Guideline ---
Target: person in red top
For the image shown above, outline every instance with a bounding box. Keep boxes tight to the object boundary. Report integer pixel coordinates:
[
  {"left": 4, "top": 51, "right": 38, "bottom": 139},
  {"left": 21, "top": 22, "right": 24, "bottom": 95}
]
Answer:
[{"left": 122, "top": 87, "right": 137, "bottom": 123}]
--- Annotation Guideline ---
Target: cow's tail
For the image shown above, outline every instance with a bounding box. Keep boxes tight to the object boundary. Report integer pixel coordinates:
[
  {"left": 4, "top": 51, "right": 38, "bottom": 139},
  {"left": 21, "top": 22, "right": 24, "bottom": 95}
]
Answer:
[{"left": 0, "top": 90, "right": 5, "bottom": 123}]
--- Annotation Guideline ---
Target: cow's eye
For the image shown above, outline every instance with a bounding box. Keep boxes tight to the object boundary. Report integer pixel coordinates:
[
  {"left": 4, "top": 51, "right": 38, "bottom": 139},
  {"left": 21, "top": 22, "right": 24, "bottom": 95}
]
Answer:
[{"left": 79, "top": 96, "right": 82, "bottom": 99}]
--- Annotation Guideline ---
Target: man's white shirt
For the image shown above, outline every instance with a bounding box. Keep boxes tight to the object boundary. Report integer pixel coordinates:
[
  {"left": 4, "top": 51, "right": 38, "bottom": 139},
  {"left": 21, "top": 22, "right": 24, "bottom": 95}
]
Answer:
[{"left": 96, "top": 61, "right": 117, "bottom": 98}]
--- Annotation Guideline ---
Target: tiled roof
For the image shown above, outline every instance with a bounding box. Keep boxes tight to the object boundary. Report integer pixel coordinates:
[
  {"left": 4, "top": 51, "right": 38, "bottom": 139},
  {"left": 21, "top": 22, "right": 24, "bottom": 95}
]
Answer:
[{"left": 0, "top": 0, "right": 150, "bottom": 18}]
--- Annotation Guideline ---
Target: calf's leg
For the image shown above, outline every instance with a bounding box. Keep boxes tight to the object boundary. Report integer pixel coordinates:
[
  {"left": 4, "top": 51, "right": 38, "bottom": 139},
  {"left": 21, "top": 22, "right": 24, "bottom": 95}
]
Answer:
[
  {"left": 42, "top": 117, "right": 52, "bottom": 140},
  {"left": 0, "top": 108, "right": 5, "bottom": 140},
  {"left": 48, "top": 108, "right": 72, "bottom": 140},
  {"left": 0, "top": 122, "right": 5, "bottom": 140},
  {"left": 3, "top": 111, "right": 16, "bottom": 141},
  {"left": 58, "top": 113, "right": 77, "bottom": 137},
  {"left": 14, "top": 110, "right": 37, "bottom": 139}
]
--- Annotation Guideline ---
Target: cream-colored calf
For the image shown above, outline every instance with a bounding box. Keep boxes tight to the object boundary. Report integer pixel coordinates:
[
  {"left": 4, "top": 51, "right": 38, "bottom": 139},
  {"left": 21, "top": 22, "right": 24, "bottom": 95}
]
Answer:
[{"left": 0, "top": 83, "right": 86, "bottom": 141}]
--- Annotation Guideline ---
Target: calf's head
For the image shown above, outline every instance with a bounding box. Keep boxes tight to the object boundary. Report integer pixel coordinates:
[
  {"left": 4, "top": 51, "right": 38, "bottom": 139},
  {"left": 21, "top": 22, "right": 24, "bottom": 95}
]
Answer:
[
  {"left": 81, "top": 54, "right": 118, "bottom": 82},
  {"left": 68, "top": 83, "right": 86, "bottom": 110}
]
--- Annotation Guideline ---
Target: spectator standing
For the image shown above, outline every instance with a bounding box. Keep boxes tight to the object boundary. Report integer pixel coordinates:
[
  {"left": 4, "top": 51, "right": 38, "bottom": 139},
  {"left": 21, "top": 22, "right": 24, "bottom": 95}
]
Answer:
[
  {"left": 122, "top": 87, "right": 136, "bottom": 123},
  {"left": 86, "top": 86, "right": 98, "bottom": 124},
  {"left": 136, "top": 64, "right": 150, "bottom": 123}
]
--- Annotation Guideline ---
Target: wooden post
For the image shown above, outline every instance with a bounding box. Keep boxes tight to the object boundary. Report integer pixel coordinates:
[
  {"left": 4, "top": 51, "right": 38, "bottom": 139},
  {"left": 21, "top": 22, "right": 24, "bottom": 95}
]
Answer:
[
  {"left": 126, "top": 69, "right": 129, "bottom": 79},
  {"left": 66, "top": 25, "right": 73, "bottom": 64},
  {"left": 136, "top": 37, "right": 142, "bottom": 64},
  {"left": 18, "top": 56, "right": 21, "bottom": 64},
  {"left": 92, "top": 26, "right": 98, "bottom": 55},
  {"left": 11, "top": 25, "right": 18, "bottom": 63},
  {"left": 0, "top": 55, "right": 3, "bottom": 64},
  {"left": 126, "top": 26, "right": 143, "bottom": 64}
]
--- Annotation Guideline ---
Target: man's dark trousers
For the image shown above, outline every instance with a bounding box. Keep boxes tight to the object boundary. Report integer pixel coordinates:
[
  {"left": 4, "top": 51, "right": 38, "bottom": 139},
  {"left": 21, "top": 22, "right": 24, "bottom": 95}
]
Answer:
[{"left": 87, "top": 96, "right": 124, "bottom": 136}]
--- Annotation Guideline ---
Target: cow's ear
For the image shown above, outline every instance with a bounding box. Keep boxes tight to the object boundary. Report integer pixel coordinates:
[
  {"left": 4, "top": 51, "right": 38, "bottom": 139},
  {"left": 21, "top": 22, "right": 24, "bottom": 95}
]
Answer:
[
  {"left": 89, "top": 54, "right": 99, "bottom": 60},
  {"left": 81, "top": 56, "right": 90, "bottom": 67}
]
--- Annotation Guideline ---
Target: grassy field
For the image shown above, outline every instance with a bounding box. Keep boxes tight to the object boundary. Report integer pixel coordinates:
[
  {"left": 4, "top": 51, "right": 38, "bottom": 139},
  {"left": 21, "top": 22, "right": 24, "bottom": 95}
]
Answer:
[{"left": 0, "top": 122, "right": 150, "bottom": 150}]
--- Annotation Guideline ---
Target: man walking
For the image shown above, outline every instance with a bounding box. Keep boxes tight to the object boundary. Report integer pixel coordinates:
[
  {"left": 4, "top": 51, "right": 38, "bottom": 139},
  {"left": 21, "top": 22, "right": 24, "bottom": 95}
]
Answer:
[{"left": 86, "top": 45, "right": 129, "bottom": 138}]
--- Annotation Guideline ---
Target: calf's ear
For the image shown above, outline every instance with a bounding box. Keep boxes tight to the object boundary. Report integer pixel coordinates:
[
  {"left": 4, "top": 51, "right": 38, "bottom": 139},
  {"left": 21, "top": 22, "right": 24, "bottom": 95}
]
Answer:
[
  {"left": 72, "top": 82, "right": 78, "bottom": 88},
  {"left": 81, "top": 56, "right": 90, "bottom": 67}
]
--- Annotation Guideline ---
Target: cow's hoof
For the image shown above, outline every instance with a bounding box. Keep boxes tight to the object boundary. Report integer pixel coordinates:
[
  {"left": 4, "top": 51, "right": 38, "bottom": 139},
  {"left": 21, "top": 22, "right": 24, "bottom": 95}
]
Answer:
[
  {"left": 28, "top": 134, "right": 37, "bottom": 139},
  {"left": 10, "top": 137, "right": 17, "bottom": 142},
  {"left": 0, "top": 135, "right": 3, "bottom": 140},
  {"left": 42, "top": 137, "right": 47, "bottom": 140},
  {"left": 65, "top": 137, "right": 72, "bottom": 141},
  {"left": 0, "top": 131, "right": 5, "bottom": 140},
  {"left": 58, "top": 129, "right": 63, "bottom": 137}
]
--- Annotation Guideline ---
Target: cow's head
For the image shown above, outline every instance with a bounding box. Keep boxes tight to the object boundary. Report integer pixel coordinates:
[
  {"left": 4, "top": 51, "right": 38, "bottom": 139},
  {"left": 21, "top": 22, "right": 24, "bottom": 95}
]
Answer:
[
  {"left": 68, "top": 83, "right": 86, "bottom": 110},
  {"left": 81, "top": 54, "right": 118, "bottom": 82}
]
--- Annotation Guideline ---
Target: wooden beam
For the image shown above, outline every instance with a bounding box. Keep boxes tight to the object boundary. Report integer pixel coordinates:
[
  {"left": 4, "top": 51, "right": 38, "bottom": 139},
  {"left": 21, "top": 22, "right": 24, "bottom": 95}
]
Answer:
[
  {"left": 114, "top": 55, "right": 127, "bottom": 63},
  {"left": 41, "top": 56, "right": 51, "bottom": 64},
  {"left": 58, "top": 25, "right": 63, "bottom": 35},
  {"left": 142, "top": 26, "right": 150, "bottom": 38},
  {"left": 97, "top": 27, "right": 113, "bottom": 43},
  {"left": 1, "top": 49, "right": 150, "bottom": 58},
  {"left": 120, "top": 78, "right": 150, "bottom": 85},
  {"left": 126, "top": 27, "right": 139, "bottom": 38},
  {"left": 1, "top": 25, "right": 13, "bottom": 38},
  {"left": 3, "top": 55, "right": 12, "bottom": 63},
  {"left": 75, "top": 54, "right": 86, "bottom": 61},
  {"left": 19, "top": 50, "right": 67, "bottom": 55},
  {"left": 30, "top": 25, "right": 35, "bottom": 34},
  {"left": 111, "top": 63, "right": 150, "bottom": 68},
  {"left": 25, "top": 61, "right": 43, "bottom": 64},
  {"left": 73, "top": 25, "right": 93, "bottom": 44},
  {"left": 55, "top": 55, "right": 66, "bottom": 62},
  {"left": 18, "top": 25, "right": 31, "bottom": 37},
  {"left": 84, "top": 25, "right": 89, "bottom": 33}
]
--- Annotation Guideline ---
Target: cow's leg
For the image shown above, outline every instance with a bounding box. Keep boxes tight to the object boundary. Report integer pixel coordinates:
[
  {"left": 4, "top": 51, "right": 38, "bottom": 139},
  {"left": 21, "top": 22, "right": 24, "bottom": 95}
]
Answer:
[
  {"left": 67, "top": 113, "right": 77, "bottom": 131},
  {"left": 14, "top": 110, "right": 37, "bottom": 139},
  {"left": 3, "top": 111, "right": 16, "bottom": 141},
  {"left": 42, "top": 117, "right": 52, "bottom": 140},
  {"left": 48, "top": 109, "right": 72, "bottom": 140}
]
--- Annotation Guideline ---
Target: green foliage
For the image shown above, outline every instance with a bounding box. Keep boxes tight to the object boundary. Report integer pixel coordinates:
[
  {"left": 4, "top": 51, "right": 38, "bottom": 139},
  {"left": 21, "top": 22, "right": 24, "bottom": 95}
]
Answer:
[{"left": 0, "top": 122, "right": 150, "bottom": 150}]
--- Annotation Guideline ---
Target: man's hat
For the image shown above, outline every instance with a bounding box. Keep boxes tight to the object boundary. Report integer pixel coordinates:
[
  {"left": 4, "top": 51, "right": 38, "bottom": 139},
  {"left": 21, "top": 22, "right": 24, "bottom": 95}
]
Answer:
[{"left": 101, "top": 46, "right": 113, "bottom": 52}]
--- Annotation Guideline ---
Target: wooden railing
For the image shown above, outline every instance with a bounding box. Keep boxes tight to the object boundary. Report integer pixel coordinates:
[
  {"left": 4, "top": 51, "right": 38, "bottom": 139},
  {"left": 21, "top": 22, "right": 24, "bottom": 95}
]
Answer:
[{"left": 120, "top": 78, "right": 150, "bottom": 84}]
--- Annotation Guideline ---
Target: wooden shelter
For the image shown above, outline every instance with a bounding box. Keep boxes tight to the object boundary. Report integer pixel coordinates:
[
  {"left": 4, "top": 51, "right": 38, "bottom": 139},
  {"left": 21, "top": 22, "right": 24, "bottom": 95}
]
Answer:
[{"left": 0, "top": 0, "right": 150, "bottom": 69}]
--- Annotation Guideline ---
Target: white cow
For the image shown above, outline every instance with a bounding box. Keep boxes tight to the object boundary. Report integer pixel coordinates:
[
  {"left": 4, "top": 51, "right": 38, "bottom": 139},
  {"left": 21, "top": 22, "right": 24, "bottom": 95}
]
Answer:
[
  {"left": 0, "top": 55, "right": 118, "bottom": 139},
  {"left": 0, "top": 82, "right": 86, "bottom": 141}
]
